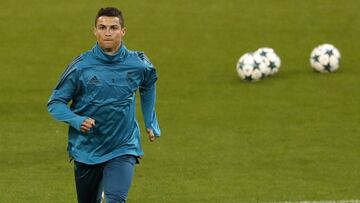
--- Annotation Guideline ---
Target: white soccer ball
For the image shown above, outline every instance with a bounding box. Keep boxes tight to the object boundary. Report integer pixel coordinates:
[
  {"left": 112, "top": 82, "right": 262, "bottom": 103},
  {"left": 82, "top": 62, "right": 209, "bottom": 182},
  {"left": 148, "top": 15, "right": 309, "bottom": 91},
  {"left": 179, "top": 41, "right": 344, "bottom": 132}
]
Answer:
[
  {"left": 310, "top": 44, "right": 341, "bottom": 73},
  {"left": 253, "top": 53, "right": 271, "bottom": 77},
  {"left": 236, "top": 53, "right": 263, "bottom": 82},
  {"left": 254, "top": 47, "right": 281, "bottom": 76}
]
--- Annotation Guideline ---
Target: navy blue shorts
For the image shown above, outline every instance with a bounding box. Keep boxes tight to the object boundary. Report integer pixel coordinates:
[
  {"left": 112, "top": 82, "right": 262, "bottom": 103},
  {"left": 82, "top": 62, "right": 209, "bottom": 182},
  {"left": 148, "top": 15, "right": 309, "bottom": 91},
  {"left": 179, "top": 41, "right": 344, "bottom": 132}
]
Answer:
[{"left": 74, "top": 155, "right": 138, "bottom": 203}]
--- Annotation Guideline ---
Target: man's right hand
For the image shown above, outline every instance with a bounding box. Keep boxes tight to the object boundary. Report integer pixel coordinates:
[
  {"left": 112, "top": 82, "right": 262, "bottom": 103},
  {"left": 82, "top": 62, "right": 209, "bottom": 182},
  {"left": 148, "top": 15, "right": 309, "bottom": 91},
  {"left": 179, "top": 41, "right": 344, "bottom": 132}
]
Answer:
[{"left": 81, "top": 118, "right": 95, "bottom": 133}]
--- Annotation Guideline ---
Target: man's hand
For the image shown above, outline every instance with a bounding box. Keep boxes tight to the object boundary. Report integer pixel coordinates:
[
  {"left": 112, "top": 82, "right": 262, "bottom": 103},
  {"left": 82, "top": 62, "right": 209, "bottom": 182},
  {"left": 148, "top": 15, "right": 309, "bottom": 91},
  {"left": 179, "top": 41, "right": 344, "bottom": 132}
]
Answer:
[
  {"left": 81, "top": 118, "right": 95, "bottom": 133},
  {"left": 146, "top": 128, "right": 156, "bottom": 142}
]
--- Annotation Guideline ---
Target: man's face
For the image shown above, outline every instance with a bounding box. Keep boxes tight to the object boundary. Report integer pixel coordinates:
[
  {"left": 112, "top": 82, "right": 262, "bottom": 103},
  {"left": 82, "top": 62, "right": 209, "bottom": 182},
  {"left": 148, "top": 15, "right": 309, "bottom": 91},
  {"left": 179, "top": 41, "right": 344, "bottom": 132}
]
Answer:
[{"left": 94, "top": 16, "right": 125, "bottom": 53}]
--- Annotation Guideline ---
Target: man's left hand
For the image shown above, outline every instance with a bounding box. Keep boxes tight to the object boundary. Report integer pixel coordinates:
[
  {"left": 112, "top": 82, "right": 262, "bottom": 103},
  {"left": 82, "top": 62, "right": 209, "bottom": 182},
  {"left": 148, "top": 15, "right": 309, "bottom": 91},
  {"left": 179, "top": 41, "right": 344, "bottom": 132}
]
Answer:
[{"left": 146, "top": 128, "right": 156, "bottom": 142}]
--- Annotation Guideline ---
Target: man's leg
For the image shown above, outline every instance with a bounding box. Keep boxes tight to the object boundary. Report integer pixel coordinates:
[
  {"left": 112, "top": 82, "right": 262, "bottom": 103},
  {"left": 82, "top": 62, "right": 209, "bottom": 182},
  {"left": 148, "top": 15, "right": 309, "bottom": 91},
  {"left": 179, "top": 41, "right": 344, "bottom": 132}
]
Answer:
[
  {"left": 103, "top": 155, "right": 137, "bottom": 203},
  {"left": 74, "top": 161, "right": 104, "bottom": 203}
]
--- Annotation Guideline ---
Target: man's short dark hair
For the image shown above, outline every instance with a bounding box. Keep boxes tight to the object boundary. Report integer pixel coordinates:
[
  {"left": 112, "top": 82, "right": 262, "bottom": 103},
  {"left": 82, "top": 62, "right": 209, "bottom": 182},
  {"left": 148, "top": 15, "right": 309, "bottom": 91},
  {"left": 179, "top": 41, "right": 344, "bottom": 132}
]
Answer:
[{"left": 95, "top": 7, "right": 124, "bottom": 27}]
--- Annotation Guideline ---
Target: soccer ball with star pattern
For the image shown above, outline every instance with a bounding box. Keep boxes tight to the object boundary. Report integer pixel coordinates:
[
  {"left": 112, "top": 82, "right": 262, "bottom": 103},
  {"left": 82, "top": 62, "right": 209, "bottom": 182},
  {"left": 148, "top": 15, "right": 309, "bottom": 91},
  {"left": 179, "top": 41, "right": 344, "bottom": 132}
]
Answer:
[
  {"left": 254, "top": 47, "right": 281, "bottom": 76},
  {"left": 310, "top": 44, "right": 341, "bottom": 73},
  {"left": 236, "top": 53, "right": 264, "bottom": 82}
]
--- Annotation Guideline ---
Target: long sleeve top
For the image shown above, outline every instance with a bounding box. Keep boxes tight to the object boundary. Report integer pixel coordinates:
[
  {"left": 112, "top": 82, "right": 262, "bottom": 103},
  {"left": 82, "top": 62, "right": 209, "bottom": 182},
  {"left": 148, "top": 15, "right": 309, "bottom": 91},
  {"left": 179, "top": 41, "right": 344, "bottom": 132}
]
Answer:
[{"left": 47, "top": 43, "right": 160, "bottom": 164}]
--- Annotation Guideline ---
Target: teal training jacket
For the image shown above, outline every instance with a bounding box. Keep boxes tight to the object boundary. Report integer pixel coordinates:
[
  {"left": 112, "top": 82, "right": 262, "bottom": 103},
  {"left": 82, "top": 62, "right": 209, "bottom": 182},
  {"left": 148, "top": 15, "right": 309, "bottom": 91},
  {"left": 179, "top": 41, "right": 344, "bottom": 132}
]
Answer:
[{"left": 47, "top": 42, "right": 160, "bottom": 164}]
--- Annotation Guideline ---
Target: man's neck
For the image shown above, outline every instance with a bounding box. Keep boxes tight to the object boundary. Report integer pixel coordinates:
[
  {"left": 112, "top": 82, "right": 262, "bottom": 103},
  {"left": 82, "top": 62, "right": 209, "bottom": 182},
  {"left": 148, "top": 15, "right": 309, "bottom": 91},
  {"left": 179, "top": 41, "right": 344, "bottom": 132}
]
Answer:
[{"left": 104, "top": 48, "right": 118, "bottom": 56}]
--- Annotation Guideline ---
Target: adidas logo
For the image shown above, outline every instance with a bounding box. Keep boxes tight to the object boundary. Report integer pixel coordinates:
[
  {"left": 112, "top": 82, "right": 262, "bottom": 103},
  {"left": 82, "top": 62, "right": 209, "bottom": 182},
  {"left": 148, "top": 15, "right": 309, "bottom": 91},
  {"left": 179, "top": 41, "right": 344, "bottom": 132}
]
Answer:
[{"left": 89, "top": 76, "right": 100, "bottom": 84}]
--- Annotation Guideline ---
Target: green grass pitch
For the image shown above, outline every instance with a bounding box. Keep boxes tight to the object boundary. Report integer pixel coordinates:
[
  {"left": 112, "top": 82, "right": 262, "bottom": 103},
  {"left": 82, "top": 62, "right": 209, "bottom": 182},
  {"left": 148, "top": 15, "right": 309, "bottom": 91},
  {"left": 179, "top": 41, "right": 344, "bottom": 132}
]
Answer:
[{"left": 0, "top": 0, "right": 359, "bottom": 202}]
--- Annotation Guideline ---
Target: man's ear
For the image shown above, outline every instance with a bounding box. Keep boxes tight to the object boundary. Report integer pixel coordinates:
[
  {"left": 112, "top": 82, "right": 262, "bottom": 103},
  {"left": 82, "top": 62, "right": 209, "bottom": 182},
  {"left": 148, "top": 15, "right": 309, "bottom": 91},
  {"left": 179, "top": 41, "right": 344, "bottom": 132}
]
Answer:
[
  {"left": 121, "top": 27, "right": 126, "bottom": 37},
  {"left": 93, "top": 27, "right": 97, "bottom": 35}
]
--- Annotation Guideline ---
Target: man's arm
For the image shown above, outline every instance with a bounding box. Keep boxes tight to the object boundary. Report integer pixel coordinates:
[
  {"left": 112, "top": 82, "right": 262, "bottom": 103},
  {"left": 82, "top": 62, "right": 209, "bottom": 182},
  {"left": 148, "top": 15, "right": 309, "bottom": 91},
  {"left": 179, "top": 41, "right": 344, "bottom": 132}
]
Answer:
[
  {"left": 140, "top": 84, "right": 160, "bottom": 141},
  {"left": 139, "top": 56, "right": 161, "bottom": 142},
  {"left": 47, "top": 68, "right": 92, "bottom": 132}
]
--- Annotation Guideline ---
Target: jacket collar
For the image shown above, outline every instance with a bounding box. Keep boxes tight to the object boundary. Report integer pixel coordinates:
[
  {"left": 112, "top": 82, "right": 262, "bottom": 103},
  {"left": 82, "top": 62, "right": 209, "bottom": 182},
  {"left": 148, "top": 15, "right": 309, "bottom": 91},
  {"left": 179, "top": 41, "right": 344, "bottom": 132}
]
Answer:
[{"left": 92, "top": 42, "right": 128, "bottom": 63}]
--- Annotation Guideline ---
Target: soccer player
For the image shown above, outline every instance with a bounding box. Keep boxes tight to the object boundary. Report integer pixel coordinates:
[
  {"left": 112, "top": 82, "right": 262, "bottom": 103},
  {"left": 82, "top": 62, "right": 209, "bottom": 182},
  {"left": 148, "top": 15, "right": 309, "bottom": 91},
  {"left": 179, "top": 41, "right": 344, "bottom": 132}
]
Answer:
[{"left": 47, "top": 7, "right": 160, "bottom": 203}]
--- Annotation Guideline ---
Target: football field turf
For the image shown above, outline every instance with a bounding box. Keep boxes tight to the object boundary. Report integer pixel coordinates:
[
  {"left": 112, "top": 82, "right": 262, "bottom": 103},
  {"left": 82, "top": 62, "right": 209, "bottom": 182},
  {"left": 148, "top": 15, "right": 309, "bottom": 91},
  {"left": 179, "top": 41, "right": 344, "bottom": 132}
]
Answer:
[{"left": 0, "top": 0, "right": 359, "bottom": 202}]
